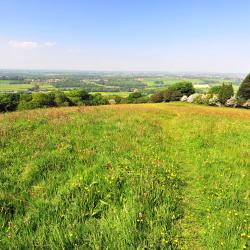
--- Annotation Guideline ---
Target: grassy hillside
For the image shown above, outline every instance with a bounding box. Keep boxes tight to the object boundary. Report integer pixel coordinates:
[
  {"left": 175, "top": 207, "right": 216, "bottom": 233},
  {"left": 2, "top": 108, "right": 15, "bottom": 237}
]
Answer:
[{"left": 0, "top": 103, "right": 249, "bottom": 249}]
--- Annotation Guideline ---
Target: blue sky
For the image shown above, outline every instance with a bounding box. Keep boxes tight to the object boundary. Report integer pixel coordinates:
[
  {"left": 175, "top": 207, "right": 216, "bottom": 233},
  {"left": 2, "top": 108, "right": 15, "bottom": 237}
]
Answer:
[{"left": 0, "top": 0, "right": 250, "bottom": 72}]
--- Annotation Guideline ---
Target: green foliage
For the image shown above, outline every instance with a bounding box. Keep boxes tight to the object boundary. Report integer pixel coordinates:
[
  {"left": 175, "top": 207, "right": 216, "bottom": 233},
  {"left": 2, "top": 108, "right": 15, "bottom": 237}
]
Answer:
[
  {"left": 169, "top": 81, "right": 195, "bottom": 96},
  {"left": 150, "top": 82, "right": 195, "bottom": 103},
  {"left": 218, "top": 83, "right": 234, "bottom": 104},
  {"left": 208, "top": 85, "right": 222, "bottom": 95},
  {"left": 163, "top": 89, "right": 182, "bottom": 102},
  {"left": 91, "top": 93, "right": 109, "bottom": 105},
  {"left": 0, "top": 93, "right": 20, "bottom": 112},
  {"left": 237, "top": 73, "right": 250, "bottom": 100},
  {"left": 31, "top": 92, "right": 56, "bottom": 108},
  {"left": 54, "top": 91, "right": 72, "bottom": 107},
  {"left": 150, "top": 91, "right": 164, "bottom": 103},
  {"left": 126, "top": 92, "right": 147, "bottom": 103},
  {"left": 66, "top": 89, "right": 92, "bottom": 105}
]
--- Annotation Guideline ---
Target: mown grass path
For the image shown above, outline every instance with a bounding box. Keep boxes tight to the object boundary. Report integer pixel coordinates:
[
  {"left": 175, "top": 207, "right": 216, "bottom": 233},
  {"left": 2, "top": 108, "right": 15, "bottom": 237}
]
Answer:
[{"left": 157, "top": 103, "right": 250, "bottom": 249}]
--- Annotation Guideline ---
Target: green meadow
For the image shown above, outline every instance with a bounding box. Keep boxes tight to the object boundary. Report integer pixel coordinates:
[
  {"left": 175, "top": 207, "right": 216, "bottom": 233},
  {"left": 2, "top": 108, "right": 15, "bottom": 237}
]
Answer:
[
  {"left": 0, "top": 103, "right": 249, "bottom": 249},
  {"left": 0, "top": 80, "right": 33, "bottom": 92}
]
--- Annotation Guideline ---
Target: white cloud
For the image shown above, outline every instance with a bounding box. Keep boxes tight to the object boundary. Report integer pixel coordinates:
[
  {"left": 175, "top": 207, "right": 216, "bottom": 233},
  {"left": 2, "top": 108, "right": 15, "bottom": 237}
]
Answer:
[{"left": 8, "top": 40, "right": 56, "bottom": 49}]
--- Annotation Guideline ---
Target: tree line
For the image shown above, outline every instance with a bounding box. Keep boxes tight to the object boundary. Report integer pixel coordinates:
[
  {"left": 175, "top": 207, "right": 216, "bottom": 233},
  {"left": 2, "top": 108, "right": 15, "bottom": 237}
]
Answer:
[
  {"left": 0, "top": 90, "right": 150, "bottom": 112},
  {"left": 0, "top": 73, "right": 249, "bottom": 112}
]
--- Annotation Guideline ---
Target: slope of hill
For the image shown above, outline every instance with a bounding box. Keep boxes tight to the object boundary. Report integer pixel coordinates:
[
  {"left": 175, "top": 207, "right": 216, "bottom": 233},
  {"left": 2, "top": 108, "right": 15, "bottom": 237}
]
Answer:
[{"left": 0, "top": 103, "right": 249, "bottom": 249}]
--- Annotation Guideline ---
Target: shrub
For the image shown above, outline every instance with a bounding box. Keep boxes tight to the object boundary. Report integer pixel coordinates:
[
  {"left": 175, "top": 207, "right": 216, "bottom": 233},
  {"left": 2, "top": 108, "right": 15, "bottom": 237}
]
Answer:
[
  {"left": 187, "top": 93, "right": 200, "bottom": 103},
  {"left": 208, "top": 95, "right": 221, "bottom": 106},
  {"left": 91, "top": 93, "right": 109, "bottom": 105},
  {"left": 0, "top": 93, "right": 20, "bottom": 112},
  {"left": 237, "top": 73, "right": 250, "bottom": 100},
  {"left": 126, "top": 92, "right": 148, "bottom": 104},
  {"left": 31, "top": 92, "right": 56, "bottom": 108},
  {"left": 225, "top": 97, "right": 237, "bottom": 107},
  {"left": 66, "top": 89, "right": 92, "bottom": 105},
  {"left": 218, "top": 83, "right": 234, "bottom": 104},
  {"left": 208, "top": 85, "right": 222, "bottom": 95},
  {"left": 180, "top": 95, "right": 188, "bottom": 102},
  {"left": 162, "top": 89, "right": 182, "bottom": 102},
  {"left": 54, "top": 91, "right": 72, "bottom": 107},
  {"left": 170, "top": 82, "right": 195, "bottom": 96},
  {"left": 133, "top": 95, "right": 150, "bottom": 104},
  {"left": 150, "top": 91, "right": 164, "bottom": 103},
  {"left": 242, "top": 100, "right": 250, "bottom": 109}
]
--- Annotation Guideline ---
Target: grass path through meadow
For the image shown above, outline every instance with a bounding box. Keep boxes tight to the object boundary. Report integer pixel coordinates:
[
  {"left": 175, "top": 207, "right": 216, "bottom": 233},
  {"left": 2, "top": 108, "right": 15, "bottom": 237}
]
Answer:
[{"left": 158, "top": 103, "right": 250, "bottom": 249}]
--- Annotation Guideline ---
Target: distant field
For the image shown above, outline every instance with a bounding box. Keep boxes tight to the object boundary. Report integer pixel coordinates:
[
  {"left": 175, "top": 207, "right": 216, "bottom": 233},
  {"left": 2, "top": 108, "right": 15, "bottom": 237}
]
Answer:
[
  {"left": 90, "top": 91, "right": 131, "bottom": 97},
  {"left": 143, "top": 78, "right": 209, "bottom": 87},
  {"left": 0, "top": 103, "right": 249, "bottom": 249},
  {"left": 0, "top": 80, "right": 33, "bottom": 92},
  {"left": 0, "top": 80, "right": 55, "bottom": 92}
]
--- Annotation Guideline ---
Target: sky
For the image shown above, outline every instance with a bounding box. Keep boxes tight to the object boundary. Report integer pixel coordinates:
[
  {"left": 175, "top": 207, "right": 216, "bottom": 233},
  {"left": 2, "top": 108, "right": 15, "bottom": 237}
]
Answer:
[{"left": 0, "top": 0, "right": 250, "bottom": 73}]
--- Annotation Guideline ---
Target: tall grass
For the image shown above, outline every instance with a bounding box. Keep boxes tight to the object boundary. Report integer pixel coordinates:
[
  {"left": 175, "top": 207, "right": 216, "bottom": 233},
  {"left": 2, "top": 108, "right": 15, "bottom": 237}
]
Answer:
[{"left": 0, "top": 103, "right": 249, "bottom": 249}]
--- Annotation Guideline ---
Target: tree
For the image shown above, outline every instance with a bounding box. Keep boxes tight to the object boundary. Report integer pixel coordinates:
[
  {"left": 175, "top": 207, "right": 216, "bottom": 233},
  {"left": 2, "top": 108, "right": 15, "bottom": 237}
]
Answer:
[
  {"left": 237, "top": 73, "right": 250, "bottom": 100},
  {"left": 218, "top": 83, "right": 234, "bottom": 104},
  {"left": 66, "top": 89, "right": 92, "bottom": 105},
  {"left": 31, "top": 92, "right": 56, "bottom": 108},
  {"left": 54, "top": 91, "right": 72, "bottom": 107},
  {"left": 170, "top": 82, "right": 195, "bottom": 96},
  {"left": 127, "top": 92, "right": 143, "bottom": 103}
]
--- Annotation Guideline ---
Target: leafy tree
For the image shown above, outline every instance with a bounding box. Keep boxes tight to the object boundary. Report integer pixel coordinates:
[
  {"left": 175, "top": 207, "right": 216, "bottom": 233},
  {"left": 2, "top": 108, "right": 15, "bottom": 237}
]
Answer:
[
  {"left": 170, "top": 82, "right": 195, "bottom": 96},
  {"left": 128, "top": 92, "right": 142, "bottom": 99},
  {"left": 0, "top": 93, "right": 20, "bottom": 112},
  {"left": 126, "top": 92, "right": 143, "bottom": 103},
  {"left": 91, "top": 93, "right": 109, "bottom": 105},
  {"left": 218, "top": 83, "right": 234, "bottom": 104},
  {"left": 31, "top": 92, "right": 56, "bottom": 108},
  {"left": 237, "top": 73, "right": 250, "bottom": 100},
  {"left": 66, "top": 89, "right": 92, "bottom": 105},
  {"left": 54, "top": 91, "right": 72, "bottom": 107}
]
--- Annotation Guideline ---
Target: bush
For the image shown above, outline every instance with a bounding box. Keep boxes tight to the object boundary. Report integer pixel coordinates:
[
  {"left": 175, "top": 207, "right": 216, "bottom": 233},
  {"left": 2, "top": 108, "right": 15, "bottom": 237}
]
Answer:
[
  {"left": 0, "top": 93, "right": 20, "bottom": 112},
  {"left": 218, "top": 83, "right": 234, "bottom": 104},
  {"left": 91, "top": 93, "right": 109, "bottom": 105},
  {"left": 187, "top": 93, "right": 200, "bottom": 103},
  {"left": 242, "top": 100, "right": 250, "bottom": 109},
  {"left": 170, "top": 82, "right": 195, "bottom": 96},
  {"left": 208, "top": 95, "right": 221, "bottom": 106},
  {"left": 180, "top": 95, "right": 188, "bottom": 102},
  {"left": 163, "top": 89, "right": 182, "bottom": 102},
  {"left": 54, "top": 91, "right": 72, "bottom": 107},
  {"left": 225, "top": 97, "right": 237, "bottom": 107},
  {"left": 237, "top": 73, "right": 250, "bottom": 100},
  {"left": 66, "top": 89, "right": 92, "bottom": 105},
  {"left": 31, "top": 92, "right": 56, "bottom": 108},
  {"left": 126, "top": 92, "right": 148, "bottom": 104},
  {"left": 150, "top": 91, "right": 164, "bottom": 103},
  {"left": 208, "top": 85, "right": 222, "bottom": 95}
]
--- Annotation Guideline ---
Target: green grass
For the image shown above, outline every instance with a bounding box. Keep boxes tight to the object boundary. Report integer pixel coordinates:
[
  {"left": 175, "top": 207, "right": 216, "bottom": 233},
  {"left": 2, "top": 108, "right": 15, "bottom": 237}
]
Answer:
[
  {"left": 143, "top": 78, "right": 205, "bottom": 87},
  {"left": 0, "top": 80, "right": 33, "bottom": 92},
  {"left": 0, "top": 103, "right": 249, "bottom": 249},
  {"left": 0, "top": 80, "right": 55, "bottom": 92}
]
